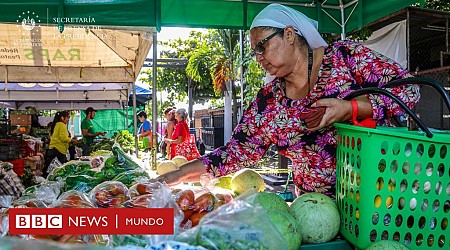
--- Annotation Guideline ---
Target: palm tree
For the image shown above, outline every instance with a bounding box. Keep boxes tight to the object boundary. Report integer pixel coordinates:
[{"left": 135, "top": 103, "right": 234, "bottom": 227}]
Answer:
[
  {"left": 186, "top": 29, "right": 241, "bottom": 139},
  {"left": 212, "top": 29, "right": 240, "bottom": 129}
]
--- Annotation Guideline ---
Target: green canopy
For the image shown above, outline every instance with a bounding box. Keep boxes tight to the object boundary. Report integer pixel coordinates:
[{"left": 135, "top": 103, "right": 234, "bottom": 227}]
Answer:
[
  {"left": 0, "top": 0, "right": 157, "bottom": 31},
  {"left": 1, "top": 0, "right": 424, "bottom": 35},
  {"left": 160, "top": 0, "right": 424, "bottom": 36}
]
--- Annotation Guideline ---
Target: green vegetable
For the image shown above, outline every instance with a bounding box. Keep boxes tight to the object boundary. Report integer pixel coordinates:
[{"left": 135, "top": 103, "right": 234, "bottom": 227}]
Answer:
[
  {"left": 64, "top": 175, "right": 103, "bottom": 193},
  {"left": 104, "top": 156, "right": 118, "bottom": 168},
  {"left": 110, "top": 235, "right": 149, "bottom": 247},
  {"left": 111, "top": 169, "right": 150, "bottom": 187},
  {"left": 194, "top": 224, "right": 268, "bottom": 250},
  {"left": 24, "top": 183, "right": 42, "bottom": 194},
  {"left": 112, "top": 144, "right": 141, "bottom": 169},
  {"left": 90, "top": 149, "right": 112, "bottom": 157},
  {"left": 47, "top": 162, "right": 92, "bottom": 181}
]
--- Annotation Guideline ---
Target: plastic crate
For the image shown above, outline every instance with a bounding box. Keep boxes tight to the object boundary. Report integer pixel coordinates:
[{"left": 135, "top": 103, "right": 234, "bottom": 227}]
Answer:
[
  {"left": 335, "top": 123, "right": 449, "bottom": 249},
  {"left": 6, "top": 158, "right": 25, "bottom": 176}
]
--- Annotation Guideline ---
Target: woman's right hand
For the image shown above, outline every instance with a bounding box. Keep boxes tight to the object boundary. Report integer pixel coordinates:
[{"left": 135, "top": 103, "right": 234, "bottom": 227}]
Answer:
[
  {"left": 156, "top": 159, "right": 207, "bottom": 185},
  {"left": 71, "top": 139, "right": 78, "bottom": 144}
]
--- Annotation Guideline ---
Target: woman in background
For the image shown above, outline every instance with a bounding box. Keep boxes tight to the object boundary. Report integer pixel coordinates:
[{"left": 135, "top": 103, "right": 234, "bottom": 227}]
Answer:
[
  {"left": 161, "top": 107, "right": 177, "bottom": 157},
  {"left": 164, "top": 108, "right": 200, "bottom": 161},
  {"left": 44, "top": 111, "right": 78, "bottom": 177}
]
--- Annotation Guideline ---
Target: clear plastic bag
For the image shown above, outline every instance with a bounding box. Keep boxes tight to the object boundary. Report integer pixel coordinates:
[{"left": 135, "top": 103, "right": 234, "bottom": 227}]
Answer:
[
  {"left": 47, "top": 157, "right": 62, "bottom": 175},
  {"left": 0, "top": 195, "right": 13, "bottom": 209},
  {"left": 108, "top": 182, "right": 184, "bottom": 248},
  {"left": 176, "top": 199, "right": 287, "bottom": 250},
  {"left": 89, "top": 181, "right": 129, "bottom": 208},
  {"left": 19, "top": 181, "right": 61, "bottom": 206},
  {"left": 0, "top": 168, "right": 25, "bottom": 199},
  {"left": 52, "top": 190, "right": 95, "bottom": 208},
  {"left": 127, "top": 182, "right": 162, "bottom": 198},
  {"left": 0, "top": 213, "right": 7, "bottom": 237},
  {"left": 0, "top": 196, "right": 12, "bottom": 237},
  {"left": 0, "top": 236, "right": 114, "bottom": 250},
  {"left": 148, "top": 241, "right": 207, "bottom": 250}
]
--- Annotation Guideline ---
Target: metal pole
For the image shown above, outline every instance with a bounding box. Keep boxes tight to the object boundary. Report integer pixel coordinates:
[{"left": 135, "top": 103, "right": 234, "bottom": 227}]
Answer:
[
  {"left": 406, "top": 9, "right": 410, "bottom": 72},
  {"left": 152, "top": 31, "right": 158, "bottom": 167},
  {"left": 239, "top": 30, "right": 245, "bottom": 121},
  {"left": 133, "top": 83, "right": 138, "bottom": 156},
  {"left": 188, "top": 77, "right": 194, "bottom": 128},
  {"left": 339, "top": 0, "right": 346, "bottom": 40}
]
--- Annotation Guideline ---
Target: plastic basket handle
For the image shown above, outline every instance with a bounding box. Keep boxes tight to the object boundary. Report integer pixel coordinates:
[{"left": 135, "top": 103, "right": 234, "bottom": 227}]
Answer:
[
  {"left": 381, "top": 77, "right": 450, "bottom": 111},
  {"left": 343, "top": 87, "right": 433, "bottom": 138}
]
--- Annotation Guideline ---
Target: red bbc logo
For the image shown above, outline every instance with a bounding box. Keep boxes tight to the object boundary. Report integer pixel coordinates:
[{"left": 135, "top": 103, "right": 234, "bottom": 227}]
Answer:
[
  {"left": 9, "top": 208, "right": 174, "bottom": 235},
  {"left": 16, "top": 215, "right": 63, "bottom": 229}
]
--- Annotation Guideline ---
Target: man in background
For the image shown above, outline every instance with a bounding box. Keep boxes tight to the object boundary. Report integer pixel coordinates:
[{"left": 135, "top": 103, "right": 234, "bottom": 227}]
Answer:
[
  {"left": 137, "top": 111, "right": 152, "bottom": 152},
  {"left": 81, "top": 107, "right": 105, "bottom": 156}
]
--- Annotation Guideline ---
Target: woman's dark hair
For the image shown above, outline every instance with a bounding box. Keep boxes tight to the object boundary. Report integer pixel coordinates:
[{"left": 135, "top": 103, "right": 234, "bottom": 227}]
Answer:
[
  {"left": 137, "top": 111, "right": 147, "bottom": 119},
  {"left": 50, "top": 111, "right": 69, "bottom": 135},
  {"left": 163, "top": 107, "right": 173, "bottom": 115}
]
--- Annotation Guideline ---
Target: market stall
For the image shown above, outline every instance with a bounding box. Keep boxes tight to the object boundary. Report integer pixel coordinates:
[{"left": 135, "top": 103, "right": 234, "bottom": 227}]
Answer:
[
  {"left": 2, "top": 1, "right": 446, "bottom": 250},
  {"left": 0, "top": 0, "right": 154, "bottom": 177}
]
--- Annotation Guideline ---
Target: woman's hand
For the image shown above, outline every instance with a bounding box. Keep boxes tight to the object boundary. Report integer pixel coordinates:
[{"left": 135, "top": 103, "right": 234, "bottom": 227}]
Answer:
[
  {"left": 156, "top": 159, "right": 207, "bottom": 185},
  {"left": 307, "top": 98, "right": 353, "bottom": 131}
]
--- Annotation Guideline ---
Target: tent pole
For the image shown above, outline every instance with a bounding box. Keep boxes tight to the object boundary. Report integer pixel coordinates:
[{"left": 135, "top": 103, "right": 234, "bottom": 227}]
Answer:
[
  {"left": 133, "top": 82, "right": 138, "bottom": 157},
  {"left": 239, "top": 30, "right": 245, "bottom": 121},
  {"left": 152, "top": 31, "right": 158, "bottom": 169},
  {"left": 340, "top": 0, "right": 346, "bottom": 40}
]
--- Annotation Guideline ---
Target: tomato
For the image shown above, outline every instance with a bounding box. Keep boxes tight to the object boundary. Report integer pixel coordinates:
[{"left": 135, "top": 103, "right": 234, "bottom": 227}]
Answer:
[
  {"left": 182, "top": 209, "right": 194, "bottom": 223},
  {"left": 136, "top": 183, "right": 152, "bottom": 195},
  {"left": 189, "top": 211, "right": 208, "bottom": 227},
  {"left": 175, "top": 190, "right": 195, "bottom": 210},
  {"left": 190, "top": 193, "right": 215, "bottom": 212}
]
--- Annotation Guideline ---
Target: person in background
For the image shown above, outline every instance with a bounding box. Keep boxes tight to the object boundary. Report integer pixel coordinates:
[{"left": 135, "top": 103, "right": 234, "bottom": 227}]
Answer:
[
  {"left": 161, "top": 107, "right": 177, "bottom": 157},
  {"left": 81, "top": 107, "right": 105, "bottom": 156},
  {"left": 44, "top": 111, "right": 78, "bottom": 177},
  {"left": 156, "top": 4, "right": 420, "bottom": 198},
  {"left": 164, "top": 108, "right": 200, "bottom": 161},
  {"left": 137, "top": 111, "right": 152, "bottom": 152}
]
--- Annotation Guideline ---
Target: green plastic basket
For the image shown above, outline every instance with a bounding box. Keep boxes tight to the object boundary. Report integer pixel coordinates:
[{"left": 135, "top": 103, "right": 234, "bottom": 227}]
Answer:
[{"left": 335, "top": 123, "right": 449, "bottom": 250}]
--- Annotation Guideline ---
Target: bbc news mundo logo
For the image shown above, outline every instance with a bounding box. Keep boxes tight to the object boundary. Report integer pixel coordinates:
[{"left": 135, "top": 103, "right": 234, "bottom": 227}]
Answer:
[
  {"left": 16, "top": 215, "right": 63, "bottom": 229},
  {"left": 9, "top": 208, "right": 174, "bottom": 235}
]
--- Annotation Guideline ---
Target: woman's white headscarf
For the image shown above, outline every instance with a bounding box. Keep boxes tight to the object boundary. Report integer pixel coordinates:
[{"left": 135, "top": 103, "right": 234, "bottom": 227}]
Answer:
[{"left": 250, "top": 4, "right": 327, "bottom": 49}]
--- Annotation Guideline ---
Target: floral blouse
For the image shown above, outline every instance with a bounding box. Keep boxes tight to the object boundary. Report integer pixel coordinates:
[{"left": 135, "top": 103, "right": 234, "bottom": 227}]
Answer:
[{"left": 199, "top": 41, "right": 420, "bottom": 197}]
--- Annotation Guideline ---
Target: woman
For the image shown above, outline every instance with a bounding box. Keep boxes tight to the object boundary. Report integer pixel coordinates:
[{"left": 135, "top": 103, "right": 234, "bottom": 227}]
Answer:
[
  {"left": 164, "top": 108, "right": 200, "bottom": 161},
  {"left": 161, "top": 107, "right": 177, "bottom": 157},
  {"left": 44, "top": 111, "right": 78, "bottom": 177},
  {"left": 137, "top": 111, "right": 152, "bottom": 152},
  {"left": 157, "top": 4, "right": 419, "bottom": 197}
]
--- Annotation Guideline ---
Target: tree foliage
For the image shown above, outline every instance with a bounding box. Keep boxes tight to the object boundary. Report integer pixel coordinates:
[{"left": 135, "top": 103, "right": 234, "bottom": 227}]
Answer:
[
  {"left": 422, "top": 0, "right": 450, "bottom": 10},
  {"left": 141, "top": 30, "right": 219, "bottom": 106}
]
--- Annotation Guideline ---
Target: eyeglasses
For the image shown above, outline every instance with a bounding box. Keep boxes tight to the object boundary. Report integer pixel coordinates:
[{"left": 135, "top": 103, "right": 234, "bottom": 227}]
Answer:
[{"left": 251, "top": 29, "right": 283, "bottom": 58}]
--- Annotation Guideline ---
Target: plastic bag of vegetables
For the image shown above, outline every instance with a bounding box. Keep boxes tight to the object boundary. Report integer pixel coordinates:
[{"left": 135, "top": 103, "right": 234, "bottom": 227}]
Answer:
[
  {"left": 108, "top": 181, "right": 184, "bottom": 248},
  {"left": 89, "top": 181, "right": 130, "bottom": 208},
  {"left": 19, "top": 181, "right": 61, "bottom": 206},
  {"left": 47, "top": 161, "right": 92, "bottom": 181},
  {"left": 64, "top": 175, "right": 104, "bottom": 193},
  {"left": 111, "top": 169, "right": 150, "bottom": 187},
  {"left": 175, "top": 199, "right": 287, "bottom": 250},
  {"left": 52, "top": 190, "right": 96, "bottom": 208}
]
